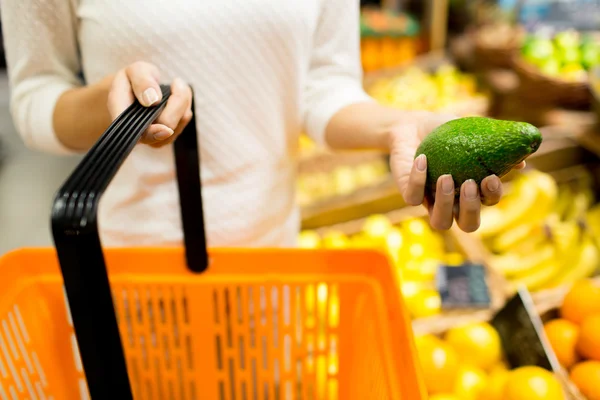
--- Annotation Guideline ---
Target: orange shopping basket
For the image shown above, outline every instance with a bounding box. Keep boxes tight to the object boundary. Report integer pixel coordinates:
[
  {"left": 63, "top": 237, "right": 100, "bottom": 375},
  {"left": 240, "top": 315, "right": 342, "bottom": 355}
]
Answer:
[{"left": 0, "top": 86, "right": 425, "bottom": 400}]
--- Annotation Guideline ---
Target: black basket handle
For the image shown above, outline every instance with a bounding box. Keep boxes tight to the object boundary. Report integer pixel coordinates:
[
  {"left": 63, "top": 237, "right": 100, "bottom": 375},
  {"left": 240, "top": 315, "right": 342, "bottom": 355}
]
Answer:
[{"left": 51, "top": 85, "right": 206, "bottom": 399}]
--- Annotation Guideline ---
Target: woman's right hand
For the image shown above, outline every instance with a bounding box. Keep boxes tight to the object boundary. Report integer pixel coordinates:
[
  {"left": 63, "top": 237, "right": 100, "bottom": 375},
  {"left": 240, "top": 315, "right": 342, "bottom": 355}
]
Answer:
[{"left": 107, "top": 61, "right": 193, "bottom": 147}]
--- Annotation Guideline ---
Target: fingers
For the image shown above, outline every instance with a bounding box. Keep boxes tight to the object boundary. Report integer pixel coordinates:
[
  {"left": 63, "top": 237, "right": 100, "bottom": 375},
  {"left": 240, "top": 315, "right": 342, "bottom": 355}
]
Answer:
[
  {"left": 140, "top": 123, "right": 175, "bottom": 145},
  {"left": 403, "top": 154, "right": 428, "bottom": 206},
  {"left": 148, "top": 108, "right": 193, "bottom": 148},
  {"left": 457, "top": 180, "right": 481, "bottom": 232},
  {"left": 481, "top": 175, "right": 503, "bottom": 206},
  {"left": 155, "top": 78, "right": 192, "bottom": 131},
  {"left": 125, "top": 61, "right": 162, "bottom": 107},
  {"left": 107, "top": 70, "right": 136, "bottom": 119},
  {"left": 429, "top": 175, "right": 455, "bottom": 231},
  {"left": 108, "top": 61, "right": 161, "bottom": 120},
  {"left": 514, "top": 161, "right": 527, "bottom": 170}
]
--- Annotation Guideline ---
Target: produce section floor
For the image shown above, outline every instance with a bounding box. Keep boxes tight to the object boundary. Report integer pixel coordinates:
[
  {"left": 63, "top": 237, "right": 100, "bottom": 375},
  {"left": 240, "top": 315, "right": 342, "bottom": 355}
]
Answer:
[{"left": 0, "top": 72, "right": 81, "bottom": 255}]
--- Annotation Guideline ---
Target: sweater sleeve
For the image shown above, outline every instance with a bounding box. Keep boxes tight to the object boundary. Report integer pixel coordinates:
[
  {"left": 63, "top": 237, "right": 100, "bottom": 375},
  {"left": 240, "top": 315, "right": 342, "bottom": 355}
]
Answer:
[
  {"left": 1, "top": 0, "right": 84, "bottom": 155},
  {"left": 302, "top": 0, "right": 375, "bottom": 147}
]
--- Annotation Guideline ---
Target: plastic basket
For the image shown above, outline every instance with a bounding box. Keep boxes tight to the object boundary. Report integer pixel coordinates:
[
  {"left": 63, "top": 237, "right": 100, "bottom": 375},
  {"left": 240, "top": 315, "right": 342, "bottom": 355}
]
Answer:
[{"left": 0, "top": 86, "right": 424, "bottom": 399}]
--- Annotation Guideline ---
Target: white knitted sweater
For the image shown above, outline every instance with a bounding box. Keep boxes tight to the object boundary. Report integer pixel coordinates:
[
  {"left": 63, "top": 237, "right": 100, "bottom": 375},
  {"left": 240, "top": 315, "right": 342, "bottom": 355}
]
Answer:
[{"left": 2, "top": 0, "right": 372, "bottom": 247}]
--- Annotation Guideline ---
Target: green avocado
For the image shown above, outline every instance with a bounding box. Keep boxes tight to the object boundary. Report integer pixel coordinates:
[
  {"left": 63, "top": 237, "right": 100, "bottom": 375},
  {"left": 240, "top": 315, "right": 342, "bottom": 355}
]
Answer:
[{"left": 415, "top": 117, "right": 542, "bottom": 195}]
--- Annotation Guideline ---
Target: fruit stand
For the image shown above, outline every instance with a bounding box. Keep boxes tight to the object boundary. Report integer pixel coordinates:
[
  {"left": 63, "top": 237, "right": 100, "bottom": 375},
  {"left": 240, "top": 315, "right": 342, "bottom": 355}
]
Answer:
[{"left": 294, "top": 2, "right": 600, "bottom": 399}]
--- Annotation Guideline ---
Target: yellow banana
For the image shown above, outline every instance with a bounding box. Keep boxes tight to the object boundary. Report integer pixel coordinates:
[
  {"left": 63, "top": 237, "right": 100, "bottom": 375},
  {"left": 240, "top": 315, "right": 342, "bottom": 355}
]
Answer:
[
  {"left": 509, "top": 260, "right": 562, "bottom": 292},
  {"left": 546, "top": 235, "right": 600, "bottom": 288},
  {"left": 478, "top": 177, "right": 539, "bottom": 238},
  {"left": 490, "top": 223, "right": 539, "bottom": 254},
  {"left": 490, "top": 243, "right": 555, "bottom": 278}
]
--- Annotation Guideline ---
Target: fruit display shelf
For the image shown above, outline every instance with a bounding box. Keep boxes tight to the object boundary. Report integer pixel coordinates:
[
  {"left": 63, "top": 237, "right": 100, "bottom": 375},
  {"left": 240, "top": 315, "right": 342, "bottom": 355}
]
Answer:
[
  {"left": 512, "top": 30, "right": 600, "bottom": 108},
  {"left": 300, "top": 125, "right": 594, "bottom": 230},
  {"left": 363, "top": 52, "right": 490, "bottom": 117},
  {"left": 472, "top": 163, "right": 600, "bottom": 296},
  {"left": 298, "top": 209, "right": 509, "bottom": 327},
  {"left": 411, "top": 277, "right": 600, "bottom": 400},
  {"left": 359, "top": 7, "right": 421, "bottom": 73}
]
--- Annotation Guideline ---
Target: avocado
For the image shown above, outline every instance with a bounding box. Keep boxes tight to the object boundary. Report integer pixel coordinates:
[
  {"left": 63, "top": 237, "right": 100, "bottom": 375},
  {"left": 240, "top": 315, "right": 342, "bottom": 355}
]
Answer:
[{"left": 415, "top": 117, "right": 542, "bottom": 195}]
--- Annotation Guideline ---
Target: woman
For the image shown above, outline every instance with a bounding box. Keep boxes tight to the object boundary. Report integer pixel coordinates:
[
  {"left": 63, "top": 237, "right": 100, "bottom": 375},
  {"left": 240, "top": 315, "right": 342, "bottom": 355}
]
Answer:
[{"left": 1, "top": 0, "right": 516, "bottom": 248}]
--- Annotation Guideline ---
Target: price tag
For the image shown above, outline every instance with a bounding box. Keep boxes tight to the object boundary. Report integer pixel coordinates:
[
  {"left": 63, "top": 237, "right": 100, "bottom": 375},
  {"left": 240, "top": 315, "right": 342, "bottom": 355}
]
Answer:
[
  {"left": 436, "top": 263, "right": 491, "bottom": 309},
  {"left": 491, "top": 286, "right": 561, "bottom": 372}
]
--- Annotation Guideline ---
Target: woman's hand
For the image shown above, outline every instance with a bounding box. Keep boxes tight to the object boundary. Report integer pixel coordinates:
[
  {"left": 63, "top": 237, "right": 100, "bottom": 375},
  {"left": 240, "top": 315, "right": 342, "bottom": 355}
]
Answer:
[
  {"left": 107, "top": 61, "right": 193, "bottom": 148},
  {"left": 389, "top": 112, "right": 525, "bottom": 233}
]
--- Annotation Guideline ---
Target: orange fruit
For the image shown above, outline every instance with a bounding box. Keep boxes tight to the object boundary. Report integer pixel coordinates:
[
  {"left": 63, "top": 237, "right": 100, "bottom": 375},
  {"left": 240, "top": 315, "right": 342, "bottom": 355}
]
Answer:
[
  {"left": 453, "top": 365, "right": 488, "bottom": 400},
  {"left": 576, "top": 314, "right": 600, "bottom": 361},
  {"left": 544, "top": 319, "right": 580, "bottom": 368},
  {"left": 560, "top": 280, "right": 600, "bottom": 324},
  {"left": 444, "top": 322, "right": 502, "bottom": 371},
  {"left": 570, "top": 361, "right": 600, "bottom": 400},
  {"left": 503, "top": 366, "right": 565, "bottom": 400},
  {"left": 415, "top": 335, "right": 459, "bottom": 394}
]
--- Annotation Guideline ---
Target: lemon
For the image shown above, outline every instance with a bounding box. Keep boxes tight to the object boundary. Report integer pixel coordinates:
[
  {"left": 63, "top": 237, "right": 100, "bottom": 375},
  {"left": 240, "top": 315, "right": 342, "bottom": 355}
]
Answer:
[
  {"left": 298, "top": 231, "right": 321, "bottom": 249},
  {"left": 415, "top": 335, "right": 459, "bottom": 394},
  {"left": 444, "top": 322, "right": 502, "bottom": 371},
  {"left": 405, "top": 289, "right": 441, "bottom": 318},
  {"left": 362, "top": 214, "right": 392, "bottom": 239},
  {"left": 454, "top": 365, "right": 488, "bottom": 400},
  {"left": 321, "top": 231, "right": 350, "bottom": 249}
]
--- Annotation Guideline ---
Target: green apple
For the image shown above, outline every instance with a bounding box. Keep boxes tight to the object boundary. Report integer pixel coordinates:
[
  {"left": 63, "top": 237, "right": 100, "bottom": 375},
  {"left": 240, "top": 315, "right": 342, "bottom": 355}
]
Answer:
[
  {"left": 538, "top": 59, "right": 562, "bottom": 76},
  {"left": 558, "top": 46, "right": 581, "bottom": 65},
  {"left": 522, "top": 38, "right": 555, "bottom": 65},
  {"left": 554, "top": 30, "right": 580, "bottom": 49},
  {"left": 581, "top": 42, "right": 600, "bottom": 70}
]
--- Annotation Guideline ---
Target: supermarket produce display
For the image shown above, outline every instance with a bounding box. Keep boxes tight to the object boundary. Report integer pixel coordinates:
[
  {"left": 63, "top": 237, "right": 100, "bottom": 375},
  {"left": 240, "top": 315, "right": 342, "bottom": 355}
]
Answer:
[
  {"left": 2, "top": 2, "right": 600, "bottom": 398},
  {"left": 519, "top": 31, "right": 599, "bottom": 82},
  {"left": 415, "top": 321, "right": 566, "bottom": 400},
  {"left": 480, "top": 168, "right": 600, "bottom": 292},
  {"left": 366, "top": 63, "right": 489, "bottom": 115}
]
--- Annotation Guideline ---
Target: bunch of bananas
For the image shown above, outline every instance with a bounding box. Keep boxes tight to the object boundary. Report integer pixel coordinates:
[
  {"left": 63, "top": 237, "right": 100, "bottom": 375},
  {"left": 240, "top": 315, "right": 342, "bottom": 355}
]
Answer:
[
  {"left": 299, "top": 215, "right": 465, "bottom": 319},
  {"left": 367, "top": 65, "right": 486, "bottom": 113},
  {"left": 478, "top": 170, "right": 600, "bottom": 292}
]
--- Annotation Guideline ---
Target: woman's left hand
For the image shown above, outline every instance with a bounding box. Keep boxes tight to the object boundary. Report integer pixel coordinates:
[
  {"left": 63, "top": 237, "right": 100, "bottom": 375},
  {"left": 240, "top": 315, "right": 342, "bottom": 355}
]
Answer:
[{"left": 389, "top": 112, "right": 525, "bottom": 233}]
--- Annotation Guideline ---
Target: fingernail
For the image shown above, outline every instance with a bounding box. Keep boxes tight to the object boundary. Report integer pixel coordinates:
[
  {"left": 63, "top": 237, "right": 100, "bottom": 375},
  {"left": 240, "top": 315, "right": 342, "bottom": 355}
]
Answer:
[
  {"left": 143, "top": 88, "right": 159, "bottom": 106},
  {"left": 415, "top": 154, "right": 427, "bottom": 172},
  {"left": 487, "top": 175, "right": 500, "bottom": 192},
  {"left": 441, "top": 175, "right": 454, "bottom": 194},
  {"left": 465, "top": 179, "right": 478, "bottom": 199},
  {"left": 153, "top": 128, "right": 174, "bottom": 141}
]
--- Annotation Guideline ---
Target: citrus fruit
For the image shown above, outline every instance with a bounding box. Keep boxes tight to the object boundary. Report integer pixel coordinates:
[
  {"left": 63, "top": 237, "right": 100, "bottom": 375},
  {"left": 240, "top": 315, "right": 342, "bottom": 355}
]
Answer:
[
  {"left": 543, "top": 318, "right": 580, "bottom": 368},
  {"left": 405, "top": 289, "right": 441, "bottom": 319},
  {"left": 454, "top": 365, "right": 487, "bottom": 400},
  {"left": 503, "top": 366, "right": 565, "bottom": 400},
  {"left": 362, "top": 214, "right": 392, "bottom": 239},
  {"left": 576, "top": 314, "right": 600, "bottom": 362},
  {"left": 415, "top": 335, "right": 459, "bottom": 394},
  {"left": 478, "top": 364, "right": 509, "bottom": 400},
  {"left": 321, "top": 231, "right": 350, "bottom": 249},
  {"left": 297, "top": 231, "right": 320, "bottom": 249},
  {"left": 570, "top": 361, "right": 600, "bottom": 400},
  {"left": 444, "top": 322, "right": 502, "bottom": 370},
  {"left": 560, "top": 280, "right": 600, "bottom": 324}
]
